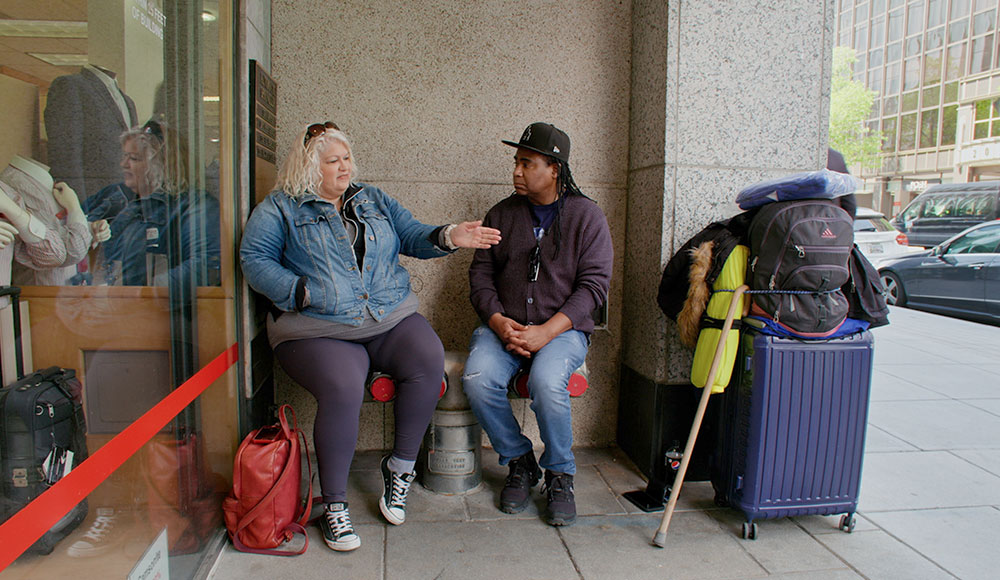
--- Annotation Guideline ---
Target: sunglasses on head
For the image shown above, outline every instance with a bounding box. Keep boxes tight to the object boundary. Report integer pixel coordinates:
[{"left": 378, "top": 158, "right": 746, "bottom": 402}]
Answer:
[
  {"left": 304, "top": 121, "right": 340, "bottom": 146},
  {"left": 142, "top": 120, "right": 164, "bottom": 142}
]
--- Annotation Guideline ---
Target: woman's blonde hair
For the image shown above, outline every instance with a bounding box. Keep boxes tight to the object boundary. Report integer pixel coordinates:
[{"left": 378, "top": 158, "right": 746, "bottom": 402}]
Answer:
[
  {"left": 277, "top": 125, "right": 358, "bottom": 197},
  {"left": 120, "top": 120, "right": 190, "bottom": 195}
]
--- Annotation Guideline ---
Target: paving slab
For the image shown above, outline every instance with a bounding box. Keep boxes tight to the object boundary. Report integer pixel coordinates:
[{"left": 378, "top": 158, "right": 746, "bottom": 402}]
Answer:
[
  {"left": 816, "top": 529, "right": 954, "bottom": 580},
  {"left": 210, "top": 524, "right": 384, "bottom": 580},
  {"left": 702, "top": 511, "right": 848, "bottom": 574},
  {"left": 868, "top": 400, "right": 1000, "bottom": 450},
  {"left": 791, "top": 512, "right": 878, "bottom": 536},
  {"left": 385, "top": 519, "right": 577, "bottom": 580},
  {"left": 951, "top": 448, "right": 1000, "bottom": 479},
  {"left": 878, "top": 364, "right": 1000, "bottom": 399},
  {"left": 865, "top": 507, "right": 1000, "bottom": 580},
  {"left": 963, "top": 398, "right": 1000, "bottom": 418},
  {"left": 859, "top": 451, "right": 1000, "bottom": 511},
  {"left": 559, "top": 512, "right": 766, "bottom": 580},
  {"left": 864, "top": 424, "right": 919, "bottom": 453},
  {"left": 869, "top": 369, "right": 947, "bottom": 402}
]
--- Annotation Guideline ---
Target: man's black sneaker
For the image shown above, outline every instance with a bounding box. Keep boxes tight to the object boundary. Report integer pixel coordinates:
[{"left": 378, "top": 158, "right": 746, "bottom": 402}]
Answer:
[
  {"left": 499, "top": 451, "right": 541, "bottom": 513},
  {"left": 543, "top": 471, "right": 576, "bottom": 526},
  {"left": 320, "top": 502, "right": 360, "bottom": 551},
  {"left": 379, "top": 455, "right": 415, "bottom": 525}
]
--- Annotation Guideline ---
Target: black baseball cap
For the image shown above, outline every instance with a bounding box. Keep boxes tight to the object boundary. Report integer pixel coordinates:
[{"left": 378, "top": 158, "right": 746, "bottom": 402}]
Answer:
[{"left": 502, "top": 122, "right": 570, "bottom": 163}]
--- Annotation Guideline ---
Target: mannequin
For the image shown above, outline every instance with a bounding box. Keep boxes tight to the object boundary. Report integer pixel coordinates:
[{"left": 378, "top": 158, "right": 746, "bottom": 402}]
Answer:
[
  {"left": 44, "top": 64, "right": 138, "bottom": 201},
  {"left": 0, "top": 156, "right": 94, "bottom": 285}
]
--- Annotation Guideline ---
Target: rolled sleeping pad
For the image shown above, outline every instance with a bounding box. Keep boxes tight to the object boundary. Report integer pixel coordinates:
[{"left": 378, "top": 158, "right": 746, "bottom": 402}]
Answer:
[
  {"left": 507, "top": 363, "right": 589, "bottom": 398},
  {"left": 690, "top": 244, "right": 749, "bottom": 394},
  {"left": 366, "top": 371, "right": 448, "bottom": 402}
]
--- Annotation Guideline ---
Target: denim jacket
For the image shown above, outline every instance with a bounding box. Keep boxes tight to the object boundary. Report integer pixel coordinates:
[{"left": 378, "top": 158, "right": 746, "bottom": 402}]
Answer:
[
  {"left": 83, "top": 183, "right": 221, "bottom": 286},
  {"left": 240, "top": 183, "right": 450, "bottom": 325}
]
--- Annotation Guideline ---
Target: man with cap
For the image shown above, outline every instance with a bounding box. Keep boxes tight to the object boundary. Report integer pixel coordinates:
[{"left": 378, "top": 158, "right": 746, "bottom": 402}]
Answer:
[{"left": 463, "top": 122, "right": 613, "bottom": 526}]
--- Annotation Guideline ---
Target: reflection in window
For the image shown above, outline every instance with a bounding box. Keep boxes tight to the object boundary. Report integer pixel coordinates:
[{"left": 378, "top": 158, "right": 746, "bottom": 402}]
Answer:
[
  {"left": 923, "top": 50, "right": 943, "bottom": 83},
  {"left": 949, "top": 18, "right": 969, "bottom": 43},
  {"left": 920, "top": 108, "right": 939, "bottom": 147},
  {"left": 882, "top": 116, "right": 898, "bottom": 151},
  {"left": 856, "top": 25, "right": 869, "bottom": 52},
  {"left": 922, "top": 84, "right": 940, "bottom": 106},
  {"left": 900, "top": 112, "right": 918, "bottom": 149},
  {"left": 943, "top": 81, "right": 959, "bottom": 103},
  {"left": 929, "top": 0, "right": 947, "bottom": 27},
  {"left": 907, "top": 1, "right": 925, "bottom": 36},
  {"left": 902, "top": 90, "right": 920, "bottom": 111},
  {"left": 889, "top": 8, "right": 904, "bottom": 41},
  {"left": 941, "top": 105, "right": 958, "bottom": 145},
  {"left": 945, "top": 224, "right": 1000, "bottom": 253},
  {"left": 925, "top": 26, "right": 945, "bottom": 49},
  {"left": 886, "top": 62, "right": 901, "bottom": 92},
  {"left": 884, "top": 95, "right": 899, "bottom": 114},
  {"left": 953, "top": 0, "right": 971, "bottom": 19},
  {"left": 946, "top": 43, "right": 967, "bottom": 80},
  {"left": 904, "top": 57, "right": 921, "bottom": 89},
  {"left": 970, "top": 34, "right": 994, "bottom": 72},
  {"left": 906, "top": 34, "right": 923, "bottom": 56},
  {"left": 887, "top": 41, "right": 903, "bottom": 62}
]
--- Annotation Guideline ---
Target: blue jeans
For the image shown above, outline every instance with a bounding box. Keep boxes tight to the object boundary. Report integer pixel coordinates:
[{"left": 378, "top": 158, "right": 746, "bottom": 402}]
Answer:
[{"left": 462, "top": 325, "right": 589, "bottom": 475}]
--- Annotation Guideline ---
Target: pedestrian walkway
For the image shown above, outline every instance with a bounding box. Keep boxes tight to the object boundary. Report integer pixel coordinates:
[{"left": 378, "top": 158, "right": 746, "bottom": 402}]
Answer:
[{"left": 208, "top": 306, "right": 1000, "bottom": 579}]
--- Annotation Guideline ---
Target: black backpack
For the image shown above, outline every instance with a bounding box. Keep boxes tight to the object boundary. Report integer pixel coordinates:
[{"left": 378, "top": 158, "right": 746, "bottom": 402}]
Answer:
[{"left": 747, "top": 199, "right": 854, "bottom": 336}]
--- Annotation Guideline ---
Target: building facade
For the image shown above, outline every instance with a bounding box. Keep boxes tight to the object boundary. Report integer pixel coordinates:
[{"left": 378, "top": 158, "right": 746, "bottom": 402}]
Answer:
[{"left": 836, "top": 0, "right": 1000, "bottom": 214}]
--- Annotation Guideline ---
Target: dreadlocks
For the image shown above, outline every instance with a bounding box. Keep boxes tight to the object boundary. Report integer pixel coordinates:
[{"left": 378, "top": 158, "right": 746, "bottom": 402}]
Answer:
[{"left": 556, "top": 160, "right": 584, "bottom": 198}]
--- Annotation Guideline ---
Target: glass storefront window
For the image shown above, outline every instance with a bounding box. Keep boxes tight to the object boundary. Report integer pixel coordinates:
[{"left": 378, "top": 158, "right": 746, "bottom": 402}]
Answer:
[{"left": 0, "top": 1, "right": 237, "bottom": 577}]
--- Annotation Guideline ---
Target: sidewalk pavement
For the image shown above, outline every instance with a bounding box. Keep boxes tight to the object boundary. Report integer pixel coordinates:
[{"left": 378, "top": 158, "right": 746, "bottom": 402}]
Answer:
[{"left": 208, "top": 306, "right": 1000, "bottom": 580}]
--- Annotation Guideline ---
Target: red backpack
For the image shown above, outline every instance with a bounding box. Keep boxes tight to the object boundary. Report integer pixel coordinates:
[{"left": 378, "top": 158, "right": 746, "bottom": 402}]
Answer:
[{"left": 223, "top": 405, "right": 313, "bottom": 555}]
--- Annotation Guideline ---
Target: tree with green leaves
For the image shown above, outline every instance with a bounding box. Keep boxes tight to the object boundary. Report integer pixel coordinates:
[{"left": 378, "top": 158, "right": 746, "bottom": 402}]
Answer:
[{"left": 829, "top": 46, "right": 882, "bottom": 171}]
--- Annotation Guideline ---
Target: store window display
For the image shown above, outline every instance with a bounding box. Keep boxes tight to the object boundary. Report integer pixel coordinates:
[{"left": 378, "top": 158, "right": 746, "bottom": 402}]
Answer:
[
  {"left": 0, "top": 156, "right": 92, "bottom": 286},
  {"left": 82, "top": 121, "right": 221, "bottom": 287},
  {"left": 44, "top": 65, "right": 138, "bottom": 202}
]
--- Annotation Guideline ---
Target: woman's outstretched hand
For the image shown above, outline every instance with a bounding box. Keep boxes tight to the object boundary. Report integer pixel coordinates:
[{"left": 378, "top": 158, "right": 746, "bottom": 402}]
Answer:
[{"left": 450, "top": 220, "right": 501, "bottom": 249}]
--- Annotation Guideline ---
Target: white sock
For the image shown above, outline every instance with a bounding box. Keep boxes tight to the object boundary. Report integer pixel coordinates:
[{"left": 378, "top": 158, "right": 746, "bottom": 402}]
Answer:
[{"left": 388, "top": 455, "right": 415, "bottom": 474}]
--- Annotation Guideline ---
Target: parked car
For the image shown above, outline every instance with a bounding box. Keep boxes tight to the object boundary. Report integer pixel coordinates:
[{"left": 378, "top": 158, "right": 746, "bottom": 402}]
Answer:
[
  {"left": 877, "top": 221, "right": 1000, "bottom": 325},
  {"left": 890, "top": 181, "right": 1000, "bottom": 247},
  {"left": 853, "top": 207, "right": 924, "bottom": 267}
]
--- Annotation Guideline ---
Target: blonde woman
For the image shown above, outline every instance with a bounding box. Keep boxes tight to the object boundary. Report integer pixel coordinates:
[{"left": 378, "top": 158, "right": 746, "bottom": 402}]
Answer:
[
  {"left": 82, "top": 120, "right": 220, "bottom": 286},
  {"left": 239, "top": 122, "right": 500, "bottom": 552}
]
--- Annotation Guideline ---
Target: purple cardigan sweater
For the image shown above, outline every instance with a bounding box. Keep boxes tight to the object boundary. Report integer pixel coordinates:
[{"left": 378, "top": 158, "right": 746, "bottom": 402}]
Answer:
[{"left": 469, "top": 193, "right": 613, "bottom": 335}]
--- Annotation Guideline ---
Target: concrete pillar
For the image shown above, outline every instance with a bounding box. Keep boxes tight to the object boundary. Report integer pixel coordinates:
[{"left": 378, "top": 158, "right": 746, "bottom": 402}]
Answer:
[{"left": 618, "top": 0, "right": 835, "bottom": 494}]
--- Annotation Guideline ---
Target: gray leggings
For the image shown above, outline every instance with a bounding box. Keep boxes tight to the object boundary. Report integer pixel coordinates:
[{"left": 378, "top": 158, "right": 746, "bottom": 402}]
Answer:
[{"left": 273, "top": 313, "right": 444, "bottom": 503}]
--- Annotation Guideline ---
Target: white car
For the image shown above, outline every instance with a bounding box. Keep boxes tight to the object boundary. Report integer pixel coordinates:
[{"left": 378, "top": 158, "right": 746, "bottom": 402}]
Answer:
[{"left": 853, "top": 207, "right": 925, "bottom": 267}]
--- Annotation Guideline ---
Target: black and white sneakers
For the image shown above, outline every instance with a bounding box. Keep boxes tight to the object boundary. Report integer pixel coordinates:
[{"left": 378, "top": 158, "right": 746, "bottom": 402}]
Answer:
[
  {"left": 379, "top": 455, "right": 415, "bottom": 526},
  {"left": 320, "top": 502, "right": 361, "bottom": 552}
]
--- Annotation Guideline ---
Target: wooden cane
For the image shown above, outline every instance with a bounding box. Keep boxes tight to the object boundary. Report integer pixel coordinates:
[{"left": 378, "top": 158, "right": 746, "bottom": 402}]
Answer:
[{"left": 652, "top": 284, "right": 749, "bottom": 547}]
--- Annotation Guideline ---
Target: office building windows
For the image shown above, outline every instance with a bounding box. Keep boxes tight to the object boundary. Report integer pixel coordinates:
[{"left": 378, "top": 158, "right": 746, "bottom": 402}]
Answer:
[
  {"left": 921, "top": 108, "right": 939, "bottom": 147},
  {"left": 900, "top": 112, "right": 919, "bottom": 149},
  {"left": 941, "top": 104, "right": 959, "bottom": 145}
]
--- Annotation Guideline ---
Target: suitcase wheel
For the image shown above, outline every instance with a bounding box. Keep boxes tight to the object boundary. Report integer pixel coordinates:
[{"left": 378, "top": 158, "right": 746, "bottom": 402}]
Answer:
[
  {"left": 839, "top": 514, "right": 856, "bottom": 533},
  {"left": 741, "top": 521, "right": 758, "bottom": 540}
]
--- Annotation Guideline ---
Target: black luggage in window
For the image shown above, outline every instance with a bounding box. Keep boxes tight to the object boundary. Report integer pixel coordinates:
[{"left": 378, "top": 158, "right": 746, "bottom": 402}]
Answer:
[{"left": 0, "top": 286, "right": 88, "bottom": 554}]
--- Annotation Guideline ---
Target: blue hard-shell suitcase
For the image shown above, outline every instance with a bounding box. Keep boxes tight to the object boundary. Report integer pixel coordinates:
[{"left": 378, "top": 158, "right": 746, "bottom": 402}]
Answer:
[{"left": 711, "top": 326, "right": 874, "bottom": 539}]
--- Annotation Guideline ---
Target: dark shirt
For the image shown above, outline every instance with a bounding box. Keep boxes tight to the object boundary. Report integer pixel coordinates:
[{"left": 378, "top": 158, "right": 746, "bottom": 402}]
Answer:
[{"left": 469, "top": 193, "right": 613, "bottom": 335}]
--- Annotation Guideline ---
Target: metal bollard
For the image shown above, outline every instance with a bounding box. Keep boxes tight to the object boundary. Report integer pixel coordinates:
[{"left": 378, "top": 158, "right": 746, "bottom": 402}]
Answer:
[{"left": 418, "top": 351, "right": 483, "bottom": 494}]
